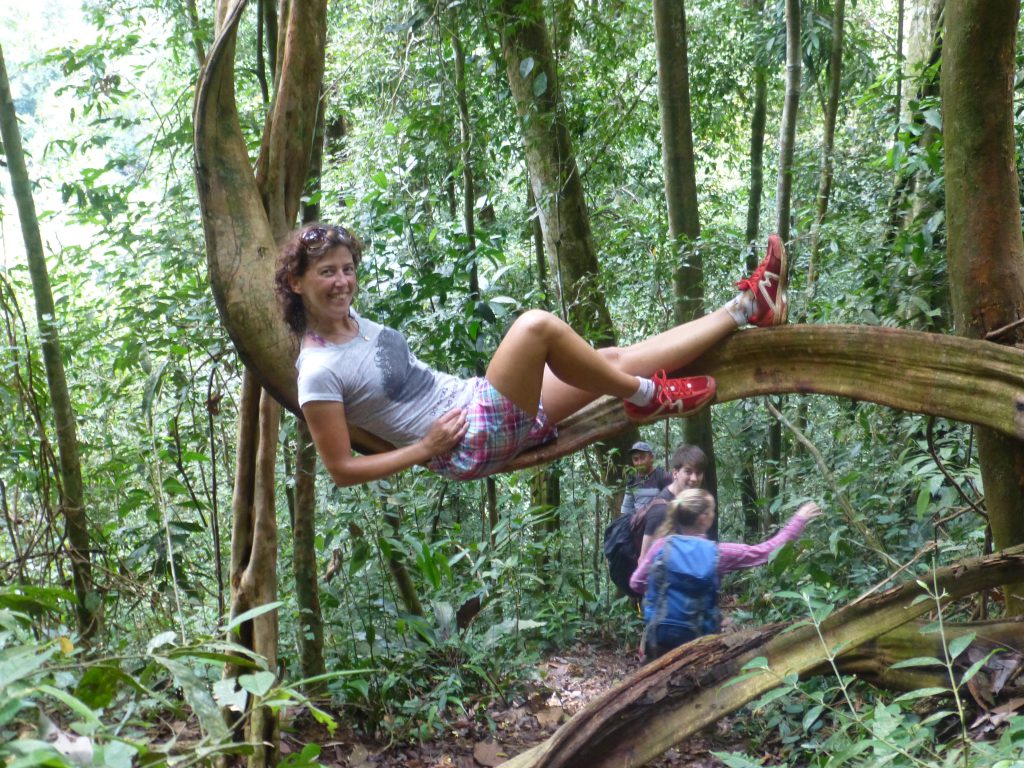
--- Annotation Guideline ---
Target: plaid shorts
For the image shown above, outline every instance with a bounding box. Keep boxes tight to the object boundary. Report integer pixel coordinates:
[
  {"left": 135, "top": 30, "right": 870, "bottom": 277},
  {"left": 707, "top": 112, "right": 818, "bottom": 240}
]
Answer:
[{"left": 427, "top": 378, "right": 558, "bottom": 481}]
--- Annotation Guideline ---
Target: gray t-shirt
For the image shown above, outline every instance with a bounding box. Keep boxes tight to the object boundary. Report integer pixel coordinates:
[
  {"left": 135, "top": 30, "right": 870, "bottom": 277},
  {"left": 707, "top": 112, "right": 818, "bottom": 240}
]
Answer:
[{"left": 296, "top": 311, "right": 475, "bottom": 447}]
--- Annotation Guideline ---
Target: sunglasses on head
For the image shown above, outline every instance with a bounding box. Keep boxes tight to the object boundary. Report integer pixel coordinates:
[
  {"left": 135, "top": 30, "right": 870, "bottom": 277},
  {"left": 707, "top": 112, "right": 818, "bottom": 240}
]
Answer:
[{"left": 301, "top": 226, "right": 352, "bottom": 250}]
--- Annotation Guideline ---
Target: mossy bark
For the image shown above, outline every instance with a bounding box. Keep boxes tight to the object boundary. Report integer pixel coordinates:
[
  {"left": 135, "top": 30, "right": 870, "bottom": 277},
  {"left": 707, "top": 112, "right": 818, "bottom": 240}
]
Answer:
[{"left": 942, "top": 0, "right": 1024, "bottom": 614}]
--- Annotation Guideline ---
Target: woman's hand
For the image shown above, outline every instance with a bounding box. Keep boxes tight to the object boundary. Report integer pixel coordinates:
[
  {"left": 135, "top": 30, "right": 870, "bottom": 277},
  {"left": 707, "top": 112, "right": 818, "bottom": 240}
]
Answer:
[
  {"left": 420, "top": 408, "right": 469, "bottom": 457},
  {"left": 795, "top": 501, "right": 822, "bottom": 521}
]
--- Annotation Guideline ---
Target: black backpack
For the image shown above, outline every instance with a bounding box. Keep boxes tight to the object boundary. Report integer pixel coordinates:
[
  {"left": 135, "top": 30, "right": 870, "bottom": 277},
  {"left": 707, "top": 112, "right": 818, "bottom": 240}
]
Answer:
[{"left": 603, "top": 498, "right": 666, "bottom": 599}]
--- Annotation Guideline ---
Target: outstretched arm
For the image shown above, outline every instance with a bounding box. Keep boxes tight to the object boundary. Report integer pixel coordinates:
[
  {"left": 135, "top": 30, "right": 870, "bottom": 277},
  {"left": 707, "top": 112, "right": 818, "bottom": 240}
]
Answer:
[
  {"left": 718, "top": 502, "right": 821, "bottom": 573},
  {"left": 303, "top": 401, "right": 468, "bottom": 486}
]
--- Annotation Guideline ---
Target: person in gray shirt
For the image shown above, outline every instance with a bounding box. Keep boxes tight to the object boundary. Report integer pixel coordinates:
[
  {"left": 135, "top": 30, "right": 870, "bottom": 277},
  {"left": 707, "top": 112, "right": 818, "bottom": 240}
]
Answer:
[
  {"left": 619, "top": 441, "right": 672, "bottom": 517},
  {"left": 275, "top": 224, "right": 788, "bottom": 485}
]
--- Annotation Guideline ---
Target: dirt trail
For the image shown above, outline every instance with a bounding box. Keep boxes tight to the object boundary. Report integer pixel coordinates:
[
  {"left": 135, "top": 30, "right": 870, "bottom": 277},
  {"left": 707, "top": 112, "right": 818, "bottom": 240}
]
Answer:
[{"left": 281, "top": 642, "right": 752, "bottom": 767}]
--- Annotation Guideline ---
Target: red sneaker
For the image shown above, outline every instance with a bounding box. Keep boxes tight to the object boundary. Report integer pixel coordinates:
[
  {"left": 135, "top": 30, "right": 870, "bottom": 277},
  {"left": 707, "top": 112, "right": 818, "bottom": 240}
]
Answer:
[
  {"left": 623, "top": 371, "right": 717, "bottom": 423},
  {"left": 736, "top": 234, "right": 788, "bottom": 326}
]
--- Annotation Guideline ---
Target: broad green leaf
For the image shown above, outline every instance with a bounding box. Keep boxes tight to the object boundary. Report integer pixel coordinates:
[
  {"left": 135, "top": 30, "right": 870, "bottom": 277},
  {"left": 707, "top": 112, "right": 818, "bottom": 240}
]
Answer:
[
  {"left": 960, "top": 657, "right": 988, "bottom": 687},
  {"left": 75, "top": 665, "right": 141, "bottom": 708},
  {"left": 308, "top": 704, "right": 338, "bottom": 736},
  {"left": 947, "top": 632, "right": 976, "bottom": 660},
  {"left": 91, "top": 740, "right": 137, "bottom": 768},
  {"left": 153, "top": 658, "right": 228, "bottom": 742},
  {"left": 238, "top": 671, "right": 276, "bottom": 697},
  {"left": 802, "top": 704, "right": 823, "bottom": 731},
  {"left": 213, "top": 677, "right": 248, "bottom": 713},
  {"left": 0, "top": 644, "right": 56, "bottom": 692},
  {"left": 890, "top": 656, "right": 943, "bottom": 669},
  {"left": 34, "top": 685, "right": 102, "bottom": 736},
  {"left": 893, "top": 687, "right": 949, "bottom": 702},
  {"left": 225, "top": 602, "right": 283, "bottom": 634},
  {"left": 750, "top": 686, "right": 789, "bottom": 711}
]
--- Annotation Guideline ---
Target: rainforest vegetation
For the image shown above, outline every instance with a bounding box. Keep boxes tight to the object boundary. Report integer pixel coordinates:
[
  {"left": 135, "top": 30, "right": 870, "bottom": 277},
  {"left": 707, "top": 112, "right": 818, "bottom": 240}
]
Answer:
[{"left": 1, "top": 0, "right": 1023, "bottom": 765}]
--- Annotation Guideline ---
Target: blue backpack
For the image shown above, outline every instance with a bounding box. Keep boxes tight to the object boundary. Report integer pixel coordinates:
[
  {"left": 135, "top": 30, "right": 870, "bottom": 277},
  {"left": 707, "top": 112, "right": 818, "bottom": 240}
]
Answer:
[{"left": 644, "top": 535, "right": 721, "bottom": 643}]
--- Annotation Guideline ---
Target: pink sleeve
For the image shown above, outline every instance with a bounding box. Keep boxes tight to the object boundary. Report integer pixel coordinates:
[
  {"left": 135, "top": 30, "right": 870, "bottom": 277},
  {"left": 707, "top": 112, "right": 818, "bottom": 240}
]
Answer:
[
  {"left": 717, "top": 513, "right": 810, "bottom": 573},
  {"left": 629, "top": 539, "right": 666, "bottom": 594}
]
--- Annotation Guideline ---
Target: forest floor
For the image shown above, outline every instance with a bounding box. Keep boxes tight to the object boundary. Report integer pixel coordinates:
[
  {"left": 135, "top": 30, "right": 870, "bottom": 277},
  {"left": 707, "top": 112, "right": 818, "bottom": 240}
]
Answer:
[{"left": 279, "top": 639, "right": 757, "bottom": 768}]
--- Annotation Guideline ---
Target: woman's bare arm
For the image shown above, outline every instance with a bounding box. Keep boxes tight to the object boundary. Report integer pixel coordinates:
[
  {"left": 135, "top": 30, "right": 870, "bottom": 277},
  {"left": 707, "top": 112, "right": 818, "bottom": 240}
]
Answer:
[{"left": 302, "top": 401, "right": 468, "bottom": 486}]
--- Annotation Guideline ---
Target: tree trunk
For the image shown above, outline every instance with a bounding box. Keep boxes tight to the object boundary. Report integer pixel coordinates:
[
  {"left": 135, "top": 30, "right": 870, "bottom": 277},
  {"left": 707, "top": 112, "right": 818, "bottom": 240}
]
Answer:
[
  {"left": 884, "top": 0, "right": 944, "bottom": 244},
  {"left": 652, "top": 0, "right": 719, "bottom": 533},
  {"left": 383, "top": 504, "right": 424, "bottom": 617},
  {"left": 742, "top": 0, "right": 769, "bottom": 534},
  {"left": 452, "top": 26, "right": 501, "bottom": 540},
  {"left": 497, "top": 0, "right": 614, "bottom": 344},
  {"left": 806, "top": 0, "right": 845, "bottom": 293},
  {"left": 775, "top": 0, "right": 800, "bottom": 245},
  {"left": 198, "top": 2, "right": 329, "bottom": 764},
  {"left": 501, "top": 545, "right": 1024, "bottom": 767},
  {"left": 292, "top": 421, "right": 326, "bottom": 692},
  {"left": 289, "top": 81, "right": 328, "bottom": 695},
  {"left": 765, "top": 0, "right": 801, "bottom": 507},
  {"left": 942, "top": 0, "right": 1024, "bottom": 615},
  {"left": 497, "top": 0, "right": 637, "bottom": 519},
  {"left": 0, "top": 44, "right": 96, "bottom": 640}
]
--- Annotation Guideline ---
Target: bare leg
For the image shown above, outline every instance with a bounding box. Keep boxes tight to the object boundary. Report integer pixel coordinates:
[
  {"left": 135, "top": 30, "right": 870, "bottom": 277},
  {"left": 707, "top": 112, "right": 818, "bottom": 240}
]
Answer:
[{"left": 485, "top": 308, "right": 740, "bottom": 424}]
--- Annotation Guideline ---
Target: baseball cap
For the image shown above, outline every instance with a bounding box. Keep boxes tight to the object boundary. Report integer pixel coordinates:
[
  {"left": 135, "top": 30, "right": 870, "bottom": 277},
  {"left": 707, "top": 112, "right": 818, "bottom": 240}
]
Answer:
[{"left": 630, "top": 441, "right": 654, "bottom": 453}]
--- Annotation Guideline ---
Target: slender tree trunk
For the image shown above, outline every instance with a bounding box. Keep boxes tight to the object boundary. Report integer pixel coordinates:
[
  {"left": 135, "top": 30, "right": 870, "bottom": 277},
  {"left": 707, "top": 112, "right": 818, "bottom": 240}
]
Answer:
[
  {"left": 942, "top": 0, "right": 1024, "bottom": 615},
  {"left": 382, "top": 504, "right": 424, "bottom": 616},
  {"left": 290, "top": 87, "right": 328, "bottom": 692},
  {"left": 453, "top": 28, "right": 501, "bottom": 537},
  {"left": 0, "top": 44, "right": 96, "bottom": 640},
  {"left": 741, "top": 0, "right": 769, "bottom": 534},
  {"left": 292, "top": 421, "right": 326, "bottom": 691},
  {"left": 806, "top": 0, "right": 845, "bottom": 294},
  {"left": 497, "top": 0, "right": 637, "bottom": 520},
  {"left": 884, "top": 0, "right": 944, "bottom": 244},
  {"left": 775, "top": 0, "right": 800, "bottom": 245},
  {"left": 765, "top": 0, "right": 801, "bottom": 508},
  {"left": 652, "top": 0, "right": 719, "bottom": 534},
  {"left": 201, "top": 2, "right": 328, "bottom": 763},
  {"left": 497, "top": 0, "right": 614, "bottom": 344}
]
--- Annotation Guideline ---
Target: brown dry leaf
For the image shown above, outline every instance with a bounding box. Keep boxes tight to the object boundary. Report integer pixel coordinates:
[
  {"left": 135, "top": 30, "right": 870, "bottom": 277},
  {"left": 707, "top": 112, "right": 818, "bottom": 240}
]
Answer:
[
  {"left": 472, "top": 739, "right": 504, "bottom": 767},
  {"left": 535, "top": 706, "right": 564, "bottom": 729},
  {"left": 348, "top": 743, "right": 373, "bottom": 767}
]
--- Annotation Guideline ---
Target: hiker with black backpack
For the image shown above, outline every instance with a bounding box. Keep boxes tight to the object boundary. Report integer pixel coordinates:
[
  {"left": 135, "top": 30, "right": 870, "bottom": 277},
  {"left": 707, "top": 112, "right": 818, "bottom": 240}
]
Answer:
[
  {"left": 603, "top": 443, "right": 706, "bottom": 599},
  {"left": 630, "top": 489, "right": 822, "bottom": 661}
]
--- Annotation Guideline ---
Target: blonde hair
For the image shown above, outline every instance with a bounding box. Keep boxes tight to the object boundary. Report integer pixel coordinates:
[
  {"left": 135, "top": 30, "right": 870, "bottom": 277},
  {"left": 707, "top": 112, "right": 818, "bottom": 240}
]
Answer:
[{"left": 654, "top": 488, "right": 715, "bottom": 539}]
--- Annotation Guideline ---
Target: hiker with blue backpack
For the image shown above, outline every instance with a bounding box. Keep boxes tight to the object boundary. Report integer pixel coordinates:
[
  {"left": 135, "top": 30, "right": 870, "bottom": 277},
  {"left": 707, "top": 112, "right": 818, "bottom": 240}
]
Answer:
[{"left": 630, "top": 489, "right": 822, "bottom": 661}]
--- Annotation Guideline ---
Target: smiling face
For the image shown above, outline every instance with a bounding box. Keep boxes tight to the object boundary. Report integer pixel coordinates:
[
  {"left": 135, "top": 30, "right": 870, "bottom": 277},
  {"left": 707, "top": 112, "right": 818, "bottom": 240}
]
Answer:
[
  {"left": 290, "top": 246, "right": 359, "bottom": 327},
  {"left": 671, "top": 463, "right": 704, "bottom": 493}
]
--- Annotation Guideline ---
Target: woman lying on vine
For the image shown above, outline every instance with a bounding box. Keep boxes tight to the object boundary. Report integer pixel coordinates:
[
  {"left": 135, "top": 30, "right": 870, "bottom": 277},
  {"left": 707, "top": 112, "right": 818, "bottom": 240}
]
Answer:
[{"left": 275, "top": 224, "right": 787, "bottom": 486}]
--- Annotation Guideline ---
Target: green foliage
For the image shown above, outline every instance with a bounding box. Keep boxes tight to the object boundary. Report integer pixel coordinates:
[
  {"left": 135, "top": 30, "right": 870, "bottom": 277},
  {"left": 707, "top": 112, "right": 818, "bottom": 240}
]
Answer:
[
  {"left": 719, "top": 581, "right": 1024, "bottom": 767},
  {"left": 0, "top": 0, "right": 1017, "bottom": 760}
]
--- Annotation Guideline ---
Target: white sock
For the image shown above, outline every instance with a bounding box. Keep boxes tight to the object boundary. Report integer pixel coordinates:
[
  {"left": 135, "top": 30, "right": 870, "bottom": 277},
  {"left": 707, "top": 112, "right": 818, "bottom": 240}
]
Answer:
[
  {"left": 725, "top": 292, "right": 754, "bottom": 326},
  {"left": 625, "top": 377, "right": 657, "bottom": 405}
]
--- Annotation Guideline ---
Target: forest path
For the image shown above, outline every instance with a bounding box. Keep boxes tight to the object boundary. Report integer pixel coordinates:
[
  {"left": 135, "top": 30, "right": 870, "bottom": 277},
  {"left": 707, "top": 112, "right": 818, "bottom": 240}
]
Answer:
[{"left": 282, "top": 640, "right": 758, "bottom": 767}]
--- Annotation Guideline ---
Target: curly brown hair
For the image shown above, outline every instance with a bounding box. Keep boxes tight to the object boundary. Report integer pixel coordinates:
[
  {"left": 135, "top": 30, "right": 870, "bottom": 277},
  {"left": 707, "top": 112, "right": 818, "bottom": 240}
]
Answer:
[{"left": 275, "top": 223, "right": 366, "bottom": 334}]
